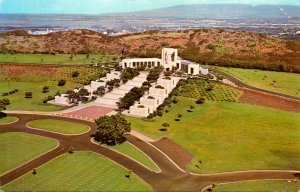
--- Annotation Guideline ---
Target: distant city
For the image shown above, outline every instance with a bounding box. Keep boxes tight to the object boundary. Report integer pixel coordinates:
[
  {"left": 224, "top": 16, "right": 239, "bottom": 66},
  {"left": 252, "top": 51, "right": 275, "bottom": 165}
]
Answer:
[{"left": 1, "top": 14, "right": 300, "bottom": 40}]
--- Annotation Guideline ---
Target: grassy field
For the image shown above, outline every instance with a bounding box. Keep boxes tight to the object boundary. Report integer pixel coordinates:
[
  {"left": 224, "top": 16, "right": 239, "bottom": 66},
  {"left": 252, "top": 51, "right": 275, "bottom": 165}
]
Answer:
[
  {"left": 217, "top": 67, "right": 300, "bottom": 97},
  {"left": 0, "top": 54, "right": 119, "bottom": 65},
  {"left": 27, "top": 119, "right": 90, "bottom": 134},
  {"left": 126, "top": 97, "right": 300, "bottom": 173},
  {"left": 109, "top": 142, "right": 160, "bottom": 172},
  {"left": 0, "top": 81, "right": 80, "bottom": 111},
  {"left": 0, "top": 116, "right": 18, "bottom": 124},
  {"left": 213, "top": 180, "right": 300, "bottom": 192},
  {"left": 0, "top": 132, "right": 58, "bottom": 174},
  {"left": 1, "top": 151, "right": 151, "bottom": 191}
]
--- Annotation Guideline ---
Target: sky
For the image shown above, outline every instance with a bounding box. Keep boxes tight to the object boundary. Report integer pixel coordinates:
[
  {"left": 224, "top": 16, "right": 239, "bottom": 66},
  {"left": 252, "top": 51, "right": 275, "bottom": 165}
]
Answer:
[{"left": 0, "top": 0, "right": 299, "bottom": 14}]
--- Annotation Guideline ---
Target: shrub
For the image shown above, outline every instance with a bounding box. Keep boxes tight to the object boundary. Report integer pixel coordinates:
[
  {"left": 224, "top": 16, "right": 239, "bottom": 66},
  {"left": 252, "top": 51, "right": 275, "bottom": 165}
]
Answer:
[
  {"left": 175, "top": 118, "right": 180, "bottom": 122},
  {"left": 0, "top": 112, "right": 7, "bottom": 118},
  {"left": 25, "top": 92, "right": 33, "bottom": 99},
  {"left": 172, "top": 98, "right": 178, "bottom": 104},
  {"left": 1, "top": 99, "right": 10, "bottom": 106},
  {"left": 195, "top": 98, "right": 205, "bottom": 105},
  {"left": 42, "top": 86, "right": 50, "bottom": 93},
  {"left": 58, "top": 79, "right": 66, "bottom": 87},
  {"left": 162, "top": 123, "right": 170, "bottom": 127},
  {"left": 148, "top": 96, "right": 155, "bottom": 99},
  {"left": 155, "top": 85, "right": 164, "bottom": 89},
  {"left": 178, "top": 114, "right": 182, "bottom": 118},
  {"left": 72, "top": 71, "right": 80, "bottom": 78},
  {"left": 159, "top": 128, "right": 168, "bottom": 132}
]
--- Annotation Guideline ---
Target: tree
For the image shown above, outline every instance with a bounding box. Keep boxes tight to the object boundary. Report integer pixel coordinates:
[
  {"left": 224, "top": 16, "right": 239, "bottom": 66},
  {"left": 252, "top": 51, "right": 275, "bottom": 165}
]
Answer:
[
  {"left": 147, "top": 67, "right": 163, "bottom": 83},
  {"left": 58, "top": 80, "right": 66, "bottom": 87},
  {"left": 93, "top": 114, "right": 131, "bottom": 146},
  {"left": 42, "top": 86, "right": 50, "bottom": 93},
  {"left": 25, "top": 92, "right": 33, "bottom": 98},
  {"left": 93, "top": 86, "right": 106, "bottom": 96},
  {"left": 72, "top": 71, "right": 80, "bottom": 78},
  {"left": 0, "top": 102, "right": 7, "bottom": 118},
  {"left": 195, "top": 98, "right": 205, "bottom": 105}
]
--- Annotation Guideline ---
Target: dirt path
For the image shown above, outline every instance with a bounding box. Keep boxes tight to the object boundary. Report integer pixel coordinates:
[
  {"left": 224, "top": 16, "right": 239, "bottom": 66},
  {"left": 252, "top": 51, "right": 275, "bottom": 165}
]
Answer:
[{"left": 0, "top": 114, "right": 299, "bottom": 191}]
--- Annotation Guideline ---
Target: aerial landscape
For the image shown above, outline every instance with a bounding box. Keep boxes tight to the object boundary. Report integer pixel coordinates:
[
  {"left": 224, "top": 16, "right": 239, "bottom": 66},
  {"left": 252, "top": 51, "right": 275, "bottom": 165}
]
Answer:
[{"left": 0, "top": 0, "right": 300, "bottom": 191}]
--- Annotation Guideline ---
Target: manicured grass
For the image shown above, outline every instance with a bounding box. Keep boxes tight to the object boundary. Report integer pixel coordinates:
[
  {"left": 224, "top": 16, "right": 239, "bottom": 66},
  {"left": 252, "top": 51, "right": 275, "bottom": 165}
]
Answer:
[
  {"left": 0, "top": 81, "right": 80, "bottom": 111},
  {"left": 0, "top": 53, "right": 119, "bottom": 65},
  {"left": 126, "top": 97, "right": 300, "bottom": 173},
  {"left": 0, "top": 116, "right": 18, "bottom": 124},
  {"left": 109, "top": 142, "right": 160, "bottom": 172},
  {"left": 214, "top": 180, "right": 300, "bottom": 192},
  {"left": 218, "top": 67, "right": 300, "bottom": 97},
  {"left": 179, "top": 79, "right": 241, "bottom": 102},
  {"left": 1, "top": 151, "right": 151, "bottom": 191},
  {"left": 0, "top": 132, "right": 58, "bottom": 174},
  {"left": 27, "top": 119, "right": 90, "bottom": 134}
]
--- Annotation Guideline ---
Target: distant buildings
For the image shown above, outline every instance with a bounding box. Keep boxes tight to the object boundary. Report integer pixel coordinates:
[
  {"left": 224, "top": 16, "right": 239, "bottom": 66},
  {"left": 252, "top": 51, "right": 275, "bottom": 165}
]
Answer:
[
  {"left": 28, "top": 29, "right": 53, "bottom": 35},
  {"left": 119, "top": 48, "right": 208, "bottom": 75}
]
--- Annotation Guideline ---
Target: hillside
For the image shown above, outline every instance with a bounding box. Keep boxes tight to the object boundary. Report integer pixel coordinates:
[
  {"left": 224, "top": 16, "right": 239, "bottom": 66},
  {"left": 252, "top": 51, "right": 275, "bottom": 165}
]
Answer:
[
  {"left": 1, "top": 29, "right": 300, "bottom": 73},
  {"left": 108, "top": 4, "right": 300, "bottom": 19}
]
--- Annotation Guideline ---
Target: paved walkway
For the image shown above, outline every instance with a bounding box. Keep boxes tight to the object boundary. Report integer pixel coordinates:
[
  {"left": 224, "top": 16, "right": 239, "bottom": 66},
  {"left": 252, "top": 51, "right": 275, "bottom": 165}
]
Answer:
[{"left": 1, "top": 114, "right": 299, "bottom": 191}]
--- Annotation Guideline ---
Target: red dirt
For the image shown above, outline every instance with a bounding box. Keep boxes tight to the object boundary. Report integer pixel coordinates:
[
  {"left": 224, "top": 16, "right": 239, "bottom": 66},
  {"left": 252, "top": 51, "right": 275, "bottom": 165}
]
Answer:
[
  {"left": 63, "top": 106, "right": 114, "bottom": 120},
  {"left": 239, "top": 88, "right": 300, "bottom": 113},
  {"left": 151, "top": 137, "right": 193, "bottom": 170}
]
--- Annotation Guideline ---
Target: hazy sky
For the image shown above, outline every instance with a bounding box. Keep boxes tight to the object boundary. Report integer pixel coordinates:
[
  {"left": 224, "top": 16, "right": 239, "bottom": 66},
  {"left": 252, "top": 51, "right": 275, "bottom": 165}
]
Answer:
[{"left": 0, "top": 0, "right": 299, "bottom": 14}]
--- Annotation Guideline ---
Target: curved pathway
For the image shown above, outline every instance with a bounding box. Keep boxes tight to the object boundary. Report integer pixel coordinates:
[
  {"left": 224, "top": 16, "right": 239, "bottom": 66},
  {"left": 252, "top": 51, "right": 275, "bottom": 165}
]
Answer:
[
  {"left": 0, "top": 114, "right": 299, "bottom": 191},
  {"left": 213, "top": 69, "right": 300, "bottom": 101}
]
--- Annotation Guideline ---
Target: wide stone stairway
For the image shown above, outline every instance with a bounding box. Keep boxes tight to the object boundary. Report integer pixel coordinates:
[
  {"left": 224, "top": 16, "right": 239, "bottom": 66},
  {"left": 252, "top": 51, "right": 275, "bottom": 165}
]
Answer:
[{"left": 94, "top": 72, "right": 148, "bottom": 108}]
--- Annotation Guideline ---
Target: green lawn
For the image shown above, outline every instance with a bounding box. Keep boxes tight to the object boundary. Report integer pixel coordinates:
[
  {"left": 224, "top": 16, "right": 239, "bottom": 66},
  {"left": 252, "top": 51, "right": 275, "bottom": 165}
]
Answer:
[
  {"left": 0, "top": 81, "right": 80, "bottom": 111},
  {"left": 109, "top": 142, "right": 160, "bottom": 172},
  {"left": 27, "top": 119, "right": 90, "bottom": 134},
  {"left": 1, "top": 151, "right": 151, "bottom": 192},
  {"left": 0, "top": 132, "right": 58, "bottom": 174},
  {"left": 213, "top": 180, "right": 300, "bottom": 192},
  {"left": 0, "top": 116, "right": 18, "bottom": 124},
  {"left": 217, "top": 67, "right": 300, "bottom": 97},
  {"left": 126, "top": 97, "right": 300, "bottom": 173},
  {"left": 0, "top": 53, "right": 119, "bottom": 65}
]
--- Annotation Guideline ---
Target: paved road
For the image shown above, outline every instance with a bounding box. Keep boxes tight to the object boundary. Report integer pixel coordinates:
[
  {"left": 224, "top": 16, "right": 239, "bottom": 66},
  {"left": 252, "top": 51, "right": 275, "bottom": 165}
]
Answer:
[
  {"left": 213, "top": 69, "right": 300, "bottom": 101},
  {"left": 1, "top": 114, "right": 299, "bottom": 191}
]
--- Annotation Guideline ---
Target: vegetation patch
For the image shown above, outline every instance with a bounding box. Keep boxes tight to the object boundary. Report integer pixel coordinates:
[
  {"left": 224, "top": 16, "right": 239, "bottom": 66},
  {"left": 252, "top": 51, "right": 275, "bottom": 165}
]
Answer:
[
  {"left": 1, "top": 151, "right": 151, "bottom": 192},
  {"left": 179, "top": 78, "right": 241, "bottom": 102},
  {"left": 27, "top": 119, "right": 90, "bottom": 134},
  {"left": 0, "top": 132, "right": 58, "bottom": 174}
]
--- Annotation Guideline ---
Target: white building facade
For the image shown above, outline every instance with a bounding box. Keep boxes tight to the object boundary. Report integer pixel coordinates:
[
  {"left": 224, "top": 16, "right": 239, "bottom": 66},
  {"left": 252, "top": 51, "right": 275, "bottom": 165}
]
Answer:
[{"left": 119, "top": 48, "right": 208, "bottom": 75}]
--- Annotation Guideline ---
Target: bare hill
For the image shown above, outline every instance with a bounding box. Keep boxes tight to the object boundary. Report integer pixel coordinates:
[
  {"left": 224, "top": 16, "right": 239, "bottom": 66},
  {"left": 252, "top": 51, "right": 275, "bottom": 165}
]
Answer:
[{"left": 0, "top": 29, "right": 300, "bottom": 73}]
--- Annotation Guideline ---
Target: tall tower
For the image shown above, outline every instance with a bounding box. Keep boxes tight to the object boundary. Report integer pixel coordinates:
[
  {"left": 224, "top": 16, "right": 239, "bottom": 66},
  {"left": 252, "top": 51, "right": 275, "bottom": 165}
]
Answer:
[{"left": 161, "top": 48, "right": 178, "bottom": 71}]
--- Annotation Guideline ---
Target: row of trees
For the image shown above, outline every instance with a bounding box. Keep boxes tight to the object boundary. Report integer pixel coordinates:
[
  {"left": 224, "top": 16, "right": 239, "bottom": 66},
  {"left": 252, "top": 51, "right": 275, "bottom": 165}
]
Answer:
[
  {"left": 120, "top": 68, "right": 140, "bottom": 83},
  {"left": 146, "top": 66, "right": 164, "bottom": 83},
  {"left": 117, "top": 87, "right": 147, "bottom": 111}
]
